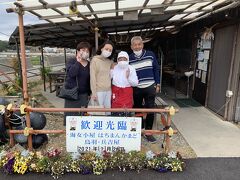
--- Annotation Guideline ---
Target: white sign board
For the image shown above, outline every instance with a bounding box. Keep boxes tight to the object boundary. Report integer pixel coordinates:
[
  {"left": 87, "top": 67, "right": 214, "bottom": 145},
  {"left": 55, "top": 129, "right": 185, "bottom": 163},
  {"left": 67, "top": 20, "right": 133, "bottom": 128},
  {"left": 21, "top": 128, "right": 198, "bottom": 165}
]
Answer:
[{"left": 66, "top": 116, "right": 142, "bottom": 153}]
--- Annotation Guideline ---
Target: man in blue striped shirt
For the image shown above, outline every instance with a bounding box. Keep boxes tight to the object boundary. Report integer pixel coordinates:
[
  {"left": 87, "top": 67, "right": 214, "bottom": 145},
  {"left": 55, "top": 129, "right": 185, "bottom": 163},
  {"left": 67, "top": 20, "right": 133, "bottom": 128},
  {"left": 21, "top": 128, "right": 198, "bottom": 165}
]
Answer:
[{"left": 129, "top": 36, "right": 160, "bottom": 143}]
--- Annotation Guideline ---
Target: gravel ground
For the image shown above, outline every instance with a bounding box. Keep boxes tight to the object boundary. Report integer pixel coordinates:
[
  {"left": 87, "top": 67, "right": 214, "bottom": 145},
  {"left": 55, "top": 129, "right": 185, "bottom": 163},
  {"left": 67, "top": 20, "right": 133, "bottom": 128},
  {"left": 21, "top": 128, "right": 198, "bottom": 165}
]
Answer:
[
  {"left": 38, "top": 104, "right": 197, "bottom": 159},
  {"left": 41, "top": 112, "right": 197, "bottom": 158}
]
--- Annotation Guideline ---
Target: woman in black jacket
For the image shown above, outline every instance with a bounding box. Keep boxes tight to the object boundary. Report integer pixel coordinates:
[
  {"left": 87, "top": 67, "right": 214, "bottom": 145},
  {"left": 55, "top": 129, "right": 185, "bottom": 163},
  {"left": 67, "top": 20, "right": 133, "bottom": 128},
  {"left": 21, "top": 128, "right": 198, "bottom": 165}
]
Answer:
[{"left": 63, "top": 42, "right": 91, "bottom": 125}]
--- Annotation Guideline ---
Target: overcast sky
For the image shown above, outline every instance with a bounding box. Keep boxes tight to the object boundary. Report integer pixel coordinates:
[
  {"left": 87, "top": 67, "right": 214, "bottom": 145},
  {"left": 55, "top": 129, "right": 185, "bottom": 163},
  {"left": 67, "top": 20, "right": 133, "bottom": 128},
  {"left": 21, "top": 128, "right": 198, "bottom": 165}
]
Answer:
[{"left": 0, "top": 0, "right": 47, "bottom": 41}]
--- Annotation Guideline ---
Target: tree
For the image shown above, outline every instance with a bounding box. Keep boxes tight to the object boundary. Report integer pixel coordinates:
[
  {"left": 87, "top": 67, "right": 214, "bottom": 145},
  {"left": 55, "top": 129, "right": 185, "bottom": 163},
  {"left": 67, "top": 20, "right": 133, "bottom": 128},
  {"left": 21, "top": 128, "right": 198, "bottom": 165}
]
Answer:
[{"left": 0, "top": 40, "right": 8, "bottom": 52}]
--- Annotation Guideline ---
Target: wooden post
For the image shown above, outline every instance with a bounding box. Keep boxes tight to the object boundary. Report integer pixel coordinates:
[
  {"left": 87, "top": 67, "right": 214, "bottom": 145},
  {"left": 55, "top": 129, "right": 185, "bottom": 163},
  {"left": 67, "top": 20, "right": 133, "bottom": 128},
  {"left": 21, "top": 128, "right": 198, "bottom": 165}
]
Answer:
[
  {"left": 41, "top": 46, "right": 46, "bottom": 91},
  {"left": 15, "top": 38, "right": 23, "bottom": 89},
  {"left": 64, "top": 48, "right": 67, "bottom": 67},
  {"left": 225, "top": 25, "right": 239, "bottom": 120},
  {"left": 94, "top": 21, "right": 99, "bottom": 53},
  {"left": 18, "top": 10, "right": 33, "bottom": 150},
  {"left": 6, "top": 113, "right": 15, "bottom": 147},
  {"left": 165, "top": 113, "right": 172, "bottom": 153},
  {"left": 227, "top": 24, "right": 240, "bottom": 121}
]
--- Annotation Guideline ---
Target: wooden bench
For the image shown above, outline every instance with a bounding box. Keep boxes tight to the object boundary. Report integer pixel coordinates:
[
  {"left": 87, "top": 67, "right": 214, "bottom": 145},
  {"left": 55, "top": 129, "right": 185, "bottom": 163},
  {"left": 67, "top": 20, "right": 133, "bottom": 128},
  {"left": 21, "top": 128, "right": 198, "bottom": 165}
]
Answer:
[{"left": 48, "top": 71, "right": 65, "bottom": 93}]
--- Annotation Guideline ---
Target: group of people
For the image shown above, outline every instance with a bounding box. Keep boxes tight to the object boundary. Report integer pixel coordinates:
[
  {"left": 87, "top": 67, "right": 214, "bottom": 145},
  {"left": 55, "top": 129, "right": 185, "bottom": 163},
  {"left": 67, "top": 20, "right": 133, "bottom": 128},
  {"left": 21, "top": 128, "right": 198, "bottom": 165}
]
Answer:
[{"left": 63, "top": 36, "right": 160, "bottom": 143}]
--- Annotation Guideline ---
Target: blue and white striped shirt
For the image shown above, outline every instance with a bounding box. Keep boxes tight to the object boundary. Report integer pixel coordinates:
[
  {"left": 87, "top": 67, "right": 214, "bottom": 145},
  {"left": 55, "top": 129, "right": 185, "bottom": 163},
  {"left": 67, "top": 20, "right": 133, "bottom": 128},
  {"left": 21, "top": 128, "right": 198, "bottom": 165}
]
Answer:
[{"left": 129, "top": 50, "right": 160, "bottom": 88}]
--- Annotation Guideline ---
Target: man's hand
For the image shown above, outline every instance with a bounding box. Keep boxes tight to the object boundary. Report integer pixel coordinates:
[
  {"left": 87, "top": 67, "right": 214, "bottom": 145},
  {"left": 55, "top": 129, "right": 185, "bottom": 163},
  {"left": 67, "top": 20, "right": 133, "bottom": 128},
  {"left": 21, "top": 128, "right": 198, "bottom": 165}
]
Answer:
[{"left": 155, "top": 85, "right": 160, "bottom": 93}]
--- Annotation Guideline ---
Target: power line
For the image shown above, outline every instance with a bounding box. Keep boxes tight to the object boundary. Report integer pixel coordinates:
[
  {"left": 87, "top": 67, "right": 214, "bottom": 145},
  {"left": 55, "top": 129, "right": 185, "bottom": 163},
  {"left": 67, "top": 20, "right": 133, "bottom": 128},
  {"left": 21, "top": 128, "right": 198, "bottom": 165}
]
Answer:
[
  {"left": 0, "top": 0, "right": 33, "bottom": 5},
  {"left": 0, "top": 31, "right": 10, "bottom": 37}
]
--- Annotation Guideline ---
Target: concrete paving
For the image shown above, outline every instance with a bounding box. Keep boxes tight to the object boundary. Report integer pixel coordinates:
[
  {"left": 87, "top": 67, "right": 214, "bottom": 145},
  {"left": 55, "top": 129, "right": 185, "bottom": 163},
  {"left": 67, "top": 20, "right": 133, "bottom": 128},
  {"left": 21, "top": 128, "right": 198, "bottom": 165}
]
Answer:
[
  {"left": 164, "top": 98, "right": 240, "bottom": 157},
  {"left": 41, "top": 88, "right": 240, "bottom": 157}
]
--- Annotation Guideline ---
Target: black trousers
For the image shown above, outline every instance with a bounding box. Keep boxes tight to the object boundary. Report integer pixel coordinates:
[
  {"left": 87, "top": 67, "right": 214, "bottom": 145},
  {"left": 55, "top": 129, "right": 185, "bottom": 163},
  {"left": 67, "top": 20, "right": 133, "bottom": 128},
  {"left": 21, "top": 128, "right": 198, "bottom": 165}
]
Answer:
[
  {"left": 64, "top": 93, "right": 89, "bottom": 126},
  {"left": 133, "top": 84, "right": 156, "bottom": 130}
]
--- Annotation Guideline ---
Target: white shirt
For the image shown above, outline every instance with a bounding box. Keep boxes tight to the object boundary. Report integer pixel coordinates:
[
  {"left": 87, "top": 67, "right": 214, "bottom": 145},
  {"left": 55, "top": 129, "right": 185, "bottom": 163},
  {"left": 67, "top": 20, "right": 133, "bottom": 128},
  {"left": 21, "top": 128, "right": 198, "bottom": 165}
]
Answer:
[{"left": 110, "top": 64, "right": 138, "bottom": 88}]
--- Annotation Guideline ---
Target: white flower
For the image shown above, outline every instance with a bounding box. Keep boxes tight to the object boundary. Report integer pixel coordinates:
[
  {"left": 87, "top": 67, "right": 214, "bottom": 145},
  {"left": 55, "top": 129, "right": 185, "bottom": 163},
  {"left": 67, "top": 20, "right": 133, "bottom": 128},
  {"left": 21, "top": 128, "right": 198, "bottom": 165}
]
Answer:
[
  {"left": 31, "top": 163, "right": 36, "bottom": 169},
  {"left": 168, "top": 151, "right": 176, "bottom": 158},
  {"left": 0, "top": 150, "right": 7, "bottom": 159},
  {"left": 95, "top": 151, "right": 103, "bottom": 158},
  {"left": 71, "top": 152, "right": 81, "bottom": 160},
  {"left": 21, "top": 150, "right": 29, "bottom": 157},
  {"left": 146, "top": 150, "right": 155, "bottom": 160}
]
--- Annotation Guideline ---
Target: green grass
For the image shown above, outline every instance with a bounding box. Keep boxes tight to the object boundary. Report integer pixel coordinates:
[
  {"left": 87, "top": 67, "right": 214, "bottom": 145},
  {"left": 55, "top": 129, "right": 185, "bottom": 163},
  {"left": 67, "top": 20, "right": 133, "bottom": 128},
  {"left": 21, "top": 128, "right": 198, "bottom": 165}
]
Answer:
[
  {"left": 28, "top": 81, "right": 41, "bottom": 89},
  {"left": 30, "top": 56, "right": 40, "bottom": 65}
]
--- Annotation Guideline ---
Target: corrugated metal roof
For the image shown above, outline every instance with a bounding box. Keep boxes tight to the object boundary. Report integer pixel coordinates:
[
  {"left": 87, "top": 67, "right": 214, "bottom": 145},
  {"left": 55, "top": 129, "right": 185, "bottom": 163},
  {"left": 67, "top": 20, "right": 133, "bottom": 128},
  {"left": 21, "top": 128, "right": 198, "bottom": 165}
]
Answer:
[{"left": 6, "top": 0, "right": 239, "bottom": 48}]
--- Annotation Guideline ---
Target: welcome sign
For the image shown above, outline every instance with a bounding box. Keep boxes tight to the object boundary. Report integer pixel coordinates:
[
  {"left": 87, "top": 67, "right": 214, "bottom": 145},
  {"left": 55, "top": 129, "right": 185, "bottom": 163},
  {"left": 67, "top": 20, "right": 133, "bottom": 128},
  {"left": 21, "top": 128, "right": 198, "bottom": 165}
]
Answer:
[{"left": 66, "top": 116, "right": 142, "bottom": 153}]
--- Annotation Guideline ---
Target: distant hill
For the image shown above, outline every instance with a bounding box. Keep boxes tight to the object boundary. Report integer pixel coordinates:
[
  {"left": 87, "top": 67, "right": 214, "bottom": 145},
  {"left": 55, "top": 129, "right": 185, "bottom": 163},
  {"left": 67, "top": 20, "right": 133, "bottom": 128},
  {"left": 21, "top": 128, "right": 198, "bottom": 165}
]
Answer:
[
  {"left": 0, "top": 40, "right": 16, "bottom": 52},
  {"left": 0, "top": 40, "right": 8, "bottom": 52}
]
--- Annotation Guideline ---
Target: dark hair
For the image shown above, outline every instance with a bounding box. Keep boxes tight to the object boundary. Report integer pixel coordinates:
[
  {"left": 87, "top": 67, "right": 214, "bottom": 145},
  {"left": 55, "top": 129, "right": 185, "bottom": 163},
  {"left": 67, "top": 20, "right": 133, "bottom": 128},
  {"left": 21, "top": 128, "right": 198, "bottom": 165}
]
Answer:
[
  {"left": 96, "top": 40, "right": 115, "bottom": 59},
  {"left": 76, "top": 42, "right": 91, "bottom": 54}
]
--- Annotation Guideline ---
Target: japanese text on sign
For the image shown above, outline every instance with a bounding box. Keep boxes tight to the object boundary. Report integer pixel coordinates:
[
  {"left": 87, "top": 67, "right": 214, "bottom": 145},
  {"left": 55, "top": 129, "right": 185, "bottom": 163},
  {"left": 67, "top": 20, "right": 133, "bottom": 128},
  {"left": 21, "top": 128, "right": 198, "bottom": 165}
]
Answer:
[{"left": 66, "top": 116, "right": 141, "bottom": 153}]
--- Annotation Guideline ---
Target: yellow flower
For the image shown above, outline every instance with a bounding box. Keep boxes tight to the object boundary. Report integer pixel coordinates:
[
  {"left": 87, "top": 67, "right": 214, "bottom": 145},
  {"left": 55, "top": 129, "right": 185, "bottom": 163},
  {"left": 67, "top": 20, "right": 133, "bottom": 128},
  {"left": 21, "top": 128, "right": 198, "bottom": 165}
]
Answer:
[{"left": 19, "top": 164, "right": 28, "bottom": 174}]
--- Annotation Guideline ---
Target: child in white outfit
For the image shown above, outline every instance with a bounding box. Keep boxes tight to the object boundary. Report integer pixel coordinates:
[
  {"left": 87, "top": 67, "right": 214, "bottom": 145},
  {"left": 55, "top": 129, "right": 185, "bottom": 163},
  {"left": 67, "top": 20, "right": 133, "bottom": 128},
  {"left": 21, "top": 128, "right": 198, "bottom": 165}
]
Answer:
[{"left": 110, "top": 51, "right": 138, "bottom": 116}]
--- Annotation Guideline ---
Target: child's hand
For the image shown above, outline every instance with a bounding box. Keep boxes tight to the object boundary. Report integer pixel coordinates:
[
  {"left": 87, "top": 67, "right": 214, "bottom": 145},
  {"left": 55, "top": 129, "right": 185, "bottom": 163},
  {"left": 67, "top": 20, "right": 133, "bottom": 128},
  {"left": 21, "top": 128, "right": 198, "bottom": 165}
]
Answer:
[{"left": 126, "top": 68, "right": 130, "bottom": 78}]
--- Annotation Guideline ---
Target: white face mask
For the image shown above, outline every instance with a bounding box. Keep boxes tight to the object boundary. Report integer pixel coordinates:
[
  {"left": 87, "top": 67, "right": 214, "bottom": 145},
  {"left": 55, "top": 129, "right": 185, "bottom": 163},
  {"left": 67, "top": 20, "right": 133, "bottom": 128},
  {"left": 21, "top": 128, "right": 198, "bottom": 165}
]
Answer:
[
  {"left": 101, "top": 50, "right": 112, "bottom": 58},
  {"left": 133, "top": 49, "right": 142, "bottom": 57},
  {"left": 118, "top": 61, "right": 129, "bottom": 69},
  {"left": 81, "top": 51, "right": 89, "bottom": 60}
]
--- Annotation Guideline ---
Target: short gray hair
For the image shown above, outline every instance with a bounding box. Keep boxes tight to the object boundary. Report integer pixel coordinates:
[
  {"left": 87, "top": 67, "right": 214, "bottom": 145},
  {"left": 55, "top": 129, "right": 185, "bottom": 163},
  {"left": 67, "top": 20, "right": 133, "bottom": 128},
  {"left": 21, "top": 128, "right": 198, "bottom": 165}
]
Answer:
[{"left": 131, "top": 36, "right": 143, "bottom": 45}]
